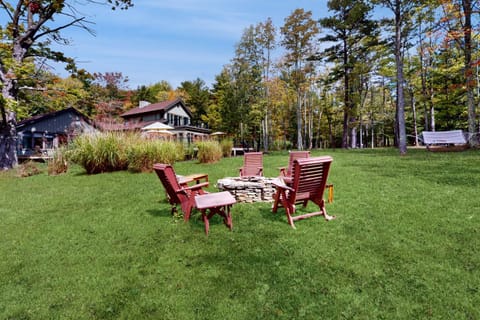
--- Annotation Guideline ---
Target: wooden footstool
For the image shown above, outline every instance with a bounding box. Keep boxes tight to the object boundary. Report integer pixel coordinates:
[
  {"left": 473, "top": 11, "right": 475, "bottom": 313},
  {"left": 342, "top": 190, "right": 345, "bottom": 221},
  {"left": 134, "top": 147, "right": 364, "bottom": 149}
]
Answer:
[{"left": 194, "top": 191, "right": 236, "bottom": 235}]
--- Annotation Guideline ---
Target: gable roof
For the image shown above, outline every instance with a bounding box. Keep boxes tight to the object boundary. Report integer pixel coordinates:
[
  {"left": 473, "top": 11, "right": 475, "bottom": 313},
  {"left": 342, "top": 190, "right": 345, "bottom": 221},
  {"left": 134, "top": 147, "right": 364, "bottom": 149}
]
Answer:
[
  {"left": 120, "top": 98, "right": 192, "bottom": 118},
  {"left": 16, "top": 107, "right": 92, "bottom": 129}
]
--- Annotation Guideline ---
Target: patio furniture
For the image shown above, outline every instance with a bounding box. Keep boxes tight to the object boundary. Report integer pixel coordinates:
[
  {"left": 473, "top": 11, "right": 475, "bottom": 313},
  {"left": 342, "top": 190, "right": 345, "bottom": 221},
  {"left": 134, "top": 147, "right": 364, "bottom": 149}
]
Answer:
[
  {"left": 153, "top": 163, "right": 209, "bottom": 221},
  {"left": 239, "top": 152, "right": 263, "bottom": 177},
  {"left": 195, "top": 191, "right": 236, "bottom": 235},
  {"left": 279, "top": 150, "right": 310, "bottom": 182},
  {"left": 278, "top": 150, "right": 333, "bottom": 203},
  {"left": 178, "top": 173, "right": 209, "bottom": 185},
  {"left": 272, "top": 156, "right": 336, "bottom": 228},
  {"left": 421, "top": 130, "right": 469, "bottom": 152}
]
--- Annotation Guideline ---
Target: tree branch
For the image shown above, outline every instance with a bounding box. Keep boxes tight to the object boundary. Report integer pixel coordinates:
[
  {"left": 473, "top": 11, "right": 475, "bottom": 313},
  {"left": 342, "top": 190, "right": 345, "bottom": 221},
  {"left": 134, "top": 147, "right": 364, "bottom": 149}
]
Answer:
[
  {"left": 34, "top": 17, "right": 89, "bottom": 41},
  {"left": 0, "top": 0, "right": 14, "bottom": 21}
]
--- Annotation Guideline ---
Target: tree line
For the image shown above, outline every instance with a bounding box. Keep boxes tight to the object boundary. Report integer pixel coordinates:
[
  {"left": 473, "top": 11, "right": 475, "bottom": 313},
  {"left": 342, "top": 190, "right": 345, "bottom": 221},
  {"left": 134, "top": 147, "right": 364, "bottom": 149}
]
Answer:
[{"left": 1, "top": 0, "right": 479, "bottom": 169}]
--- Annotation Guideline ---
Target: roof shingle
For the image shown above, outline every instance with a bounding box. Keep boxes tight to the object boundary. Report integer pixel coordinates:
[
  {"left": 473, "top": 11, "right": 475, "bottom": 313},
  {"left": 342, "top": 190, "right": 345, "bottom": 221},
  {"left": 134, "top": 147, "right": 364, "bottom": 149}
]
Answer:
[{"left": 120, "top": 98, "right": 183, "bottom": 117}]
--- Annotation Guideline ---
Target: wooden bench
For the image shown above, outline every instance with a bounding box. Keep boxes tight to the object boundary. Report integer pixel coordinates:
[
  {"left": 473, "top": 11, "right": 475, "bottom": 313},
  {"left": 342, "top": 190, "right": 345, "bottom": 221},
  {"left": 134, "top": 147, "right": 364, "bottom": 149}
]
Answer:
[
  {"left": 231, "top": 147, "right": 254, "bottom": 157},
  {"left": 421, "top": 130, "right": 469, "bottom": 152}
]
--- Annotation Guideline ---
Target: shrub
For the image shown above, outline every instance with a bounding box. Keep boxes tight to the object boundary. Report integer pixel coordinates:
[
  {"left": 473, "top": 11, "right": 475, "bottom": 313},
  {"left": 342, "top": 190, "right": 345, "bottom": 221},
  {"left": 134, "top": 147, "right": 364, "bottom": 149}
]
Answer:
[
  {"left": 17, "top": 161, "right": 42, "bottom": 177},
  {"left": 220, "top": 138, "right": 233, "bottom": 157},
  {"left": 196, "top": 141, "right": 222, "bottom": 163},
  {"left": 272, "top": 139, "right": 293, "bottom": 151},
  {"left": 127, "top": 140, "right": 184, "bottom": 172}
]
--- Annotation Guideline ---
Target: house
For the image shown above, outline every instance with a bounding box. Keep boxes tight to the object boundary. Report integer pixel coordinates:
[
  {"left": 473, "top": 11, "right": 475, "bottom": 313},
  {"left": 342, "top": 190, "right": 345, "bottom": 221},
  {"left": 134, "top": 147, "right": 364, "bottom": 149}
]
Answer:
[
  {"left": 119, "top": 98, "right": 210, "bottom": 143},
  {"left": 16, "top": 107, "right": 97, "bottom": 159}
]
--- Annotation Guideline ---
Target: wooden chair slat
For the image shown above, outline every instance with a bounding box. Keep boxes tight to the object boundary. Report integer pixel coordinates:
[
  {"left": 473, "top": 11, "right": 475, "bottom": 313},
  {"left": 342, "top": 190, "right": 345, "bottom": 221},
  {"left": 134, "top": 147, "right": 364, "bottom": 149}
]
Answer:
[
  {"left": 239, "top": 152, "right": 263, "bottom": 177},
  {"left": 272, "top": 156, "right": 335, "bottom": 228}
]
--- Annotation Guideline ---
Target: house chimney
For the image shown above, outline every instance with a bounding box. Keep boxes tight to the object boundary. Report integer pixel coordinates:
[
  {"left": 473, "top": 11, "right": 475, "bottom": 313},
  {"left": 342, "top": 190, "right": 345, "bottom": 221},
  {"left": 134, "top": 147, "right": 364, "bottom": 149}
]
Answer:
[{"left": 139, "top": 101, "right": 151, "bottom": 108}]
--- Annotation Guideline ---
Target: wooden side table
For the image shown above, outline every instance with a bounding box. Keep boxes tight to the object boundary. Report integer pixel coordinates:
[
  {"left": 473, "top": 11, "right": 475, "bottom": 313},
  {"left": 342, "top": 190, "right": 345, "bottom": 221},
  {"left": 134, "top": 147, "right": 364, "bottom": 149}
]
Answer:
[
  {"left": 194, "top": 191, "right": 236, "bottom": 235},
  {"left": 178, "top": 173, "right": 208, "bottom": 185}
]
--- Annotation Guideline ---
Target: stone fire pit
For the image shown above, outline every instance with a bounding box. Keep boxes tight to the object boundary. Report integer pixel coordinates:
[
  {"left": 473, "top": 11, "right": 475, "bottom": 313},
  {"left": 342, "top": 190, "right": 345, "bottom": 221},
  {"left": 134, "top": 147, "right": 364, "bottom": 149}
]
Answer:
[{"left": 217, "top": 176, "right": 277, "bottom": 203}]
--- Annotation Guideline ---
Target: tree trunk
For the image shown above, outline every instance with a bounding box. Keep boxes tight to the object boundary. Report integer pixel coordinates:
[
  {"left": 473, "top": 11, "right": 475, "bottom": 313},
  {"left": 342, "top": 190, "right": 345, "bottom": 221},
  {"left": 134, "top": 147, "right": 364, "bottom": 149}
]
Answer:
[
  {"left": 0, "top": 76, "right": 19, "bottom": 169},
  {"left": 316, "top": 103, "right": 323, "bottom": 148},
  {"left": 351, "top": 126, "right": 357, "bottom": 148},
  {"left": 411, "top": 88, "right": 419, "bottom": 146},
  {"left": 327, "top": 114, "right": 335, "bottom": 148},
  {"left": 0, "top": 33, "right": 28, "bottom": 169},
  {"left": 394, "top": 1, "right": 407, "bottom": 155},
  {"left": 371, "top": 119, "right": 375, "bottom": 149},
  {"left": 463, "top": 0, "right": 477, "bottom": 146},
  {"left": 296, "top": 90, "right": 303, "bottom": 150},
  {"left": 342, "top": 38, "right": 350, "bottom": 149},
  {"left": 419, "top": 20, "right": 430, "bottom": 132},
  {"left": 0, "top": 121, "right": 18, "bottom": 170},
  {"left": 360, "top": 115, "right": 363, "bottom": 148}
]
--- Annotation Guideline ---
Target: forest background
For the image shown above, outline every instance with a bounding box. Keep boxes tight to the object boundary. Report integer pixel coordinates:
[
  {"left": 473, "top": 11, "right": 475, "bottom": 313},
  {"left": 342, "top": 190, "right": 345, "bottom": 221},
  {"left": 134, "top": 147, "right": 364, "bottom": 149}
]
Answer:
[{"left": 1, "top": 0, "right": 479, "bottom": 169}]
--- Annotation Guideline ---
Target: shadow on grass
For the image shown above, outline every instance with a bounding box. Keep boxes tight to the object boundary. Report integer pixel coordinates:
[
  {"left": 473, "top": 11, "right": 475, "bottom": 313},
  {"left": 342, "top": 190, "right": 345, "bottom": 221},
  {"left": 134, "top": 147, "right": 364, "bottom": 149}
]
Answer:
[
  {"left": 146, "top": 208, "right": 167, "bottom": 217},
  {"left": 257, "top": 204, "right": 286, "bottom": 223}
]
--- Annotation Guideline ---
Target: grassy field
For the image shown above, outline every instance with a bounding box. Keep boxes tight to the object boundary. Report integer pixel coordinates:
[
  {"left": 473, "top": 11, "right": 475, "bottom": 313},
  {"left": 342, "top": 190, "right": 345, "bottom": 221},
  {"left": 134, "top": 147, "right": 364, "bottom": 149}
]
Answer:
[{"left": 1, "top": 148, "right": 479, "bottom": 319}]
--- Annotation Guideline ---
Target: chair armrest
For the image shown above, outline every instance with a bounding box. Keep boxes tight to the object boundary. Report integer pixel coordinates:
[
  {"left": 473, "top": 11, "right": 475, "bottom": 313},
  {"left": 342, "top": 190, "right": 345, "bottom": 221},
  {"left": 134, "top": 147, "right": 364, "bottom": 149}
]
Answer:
[
  {"left": 184, "top": 182, "right": 209, "bottom": 191},
  {"left": 271, "top": 177, "right": 294, "bottom": 191},
  {"left": 178, "top": 176, "right": 193, "bottom": 185},
  {"left": 278, "top": 167, "right": 287, "bottom": 176},
  {"left": 179, "top": 173, "right": 209, "bottom": 186}
]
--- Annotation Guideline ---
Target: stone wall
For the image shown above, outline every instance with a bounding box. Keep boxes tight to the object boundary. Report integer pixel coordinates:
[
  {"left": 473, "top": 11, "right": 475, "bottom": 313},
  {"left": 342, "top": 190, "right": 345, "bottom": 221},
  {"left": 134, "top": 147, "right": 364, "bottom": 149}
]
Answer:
[{"left": 217, "top": 176, "right": 277, "bottom": 203}]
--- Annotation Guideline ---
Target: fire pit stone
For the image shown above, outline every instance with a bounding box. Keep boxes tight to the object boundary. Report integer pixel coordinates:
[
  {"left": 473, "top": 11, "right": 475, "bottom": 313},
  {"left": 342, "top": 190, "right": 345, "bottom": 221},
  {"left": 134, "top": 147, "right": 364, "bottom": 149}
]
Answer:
[{"left": 216, "top": 176, "right": 278, "bottom": 203}]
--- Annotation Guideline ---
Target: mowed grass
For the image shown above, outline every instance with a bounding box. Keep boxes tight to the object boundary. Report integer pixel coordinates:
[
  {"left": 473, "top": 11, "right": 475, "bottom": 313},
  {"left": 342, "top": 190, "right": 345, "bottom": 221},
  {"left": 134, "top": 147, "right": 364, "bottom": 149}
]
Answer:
[{"left": 1, "top": 148, "right": 479, "bottom": 319}]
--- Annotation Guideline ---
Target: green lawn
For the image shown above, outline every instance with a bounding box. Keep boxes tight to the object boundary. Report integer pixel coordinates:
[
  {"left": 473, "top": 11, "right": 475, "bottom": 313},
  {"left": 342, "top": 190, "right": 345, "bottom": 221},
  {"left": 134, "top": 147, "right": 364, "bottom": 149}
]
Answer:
[{"left": 1, "top": 149, "right": 479, "bottom": 319}]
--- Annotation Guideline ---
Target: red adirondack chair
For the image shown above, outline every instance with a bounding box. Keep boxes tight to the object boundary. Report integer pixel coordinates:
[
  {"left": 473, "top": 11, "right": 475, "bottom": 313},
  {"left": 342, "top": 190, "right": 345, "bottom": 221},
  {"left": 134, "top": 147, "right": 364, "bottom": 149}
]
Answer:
[
  {"left": 153, "top": 163, "right": 209, "bottom": 221},
  {"left": 279, "top": 150, "right": 310, "bottom": 181},
  {"left": 239, "top": 152, "right": 263, "bottom": 177},
  {"left": 272, "top": 156, "right": 336, "bottom": 228},
  {"left": 277, "top": 151, "right": 334, "bottom": 203}
]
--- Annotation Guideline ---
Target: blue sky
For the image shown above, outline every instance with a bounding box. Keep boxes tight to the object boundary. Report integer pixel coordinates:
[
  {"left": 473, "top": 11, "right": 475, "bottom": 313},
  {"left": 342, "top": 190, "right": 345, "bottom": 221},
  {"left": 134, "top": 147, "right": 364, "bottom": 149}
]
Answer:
[{"left": 50, "top": 0, "right": 334, "bottom": 89}]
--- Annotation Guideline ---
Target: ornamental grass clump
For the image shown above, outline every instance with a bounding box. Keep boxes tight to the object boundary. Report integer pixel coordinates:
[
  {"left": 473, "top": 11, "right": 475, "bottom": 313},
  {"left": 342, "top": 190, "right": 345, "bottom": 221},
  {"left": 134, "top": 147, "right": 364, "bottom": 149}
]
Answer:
[
  {"left": 220, "top": 138, "right": 233, "bottom": 157},
  {"left": 67, "top": 132, "right": 129, "bottom": 174},
  {"left": 126, "top": 140, "right": 184, "bottom": 172},
  {"left": 47, "top": 148, "right": 68, "bottom": 175},
  {"left": 196, "top": 140, "right": 222, "bottom": 163}
]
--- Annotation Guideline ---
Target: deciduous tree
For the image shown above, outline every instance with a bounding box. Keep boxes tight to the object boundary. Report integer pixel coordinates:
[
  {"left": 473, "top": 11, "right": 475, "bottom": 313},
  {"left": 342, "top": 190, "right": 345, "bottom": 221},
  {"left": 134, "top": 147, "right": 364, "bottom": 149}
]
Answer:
[
  {"left": 255, "top": 18, "right": 276, "bottom": 151},
  {"left": 0, "top": 0, "right": 133, "bottom": 169},
  {"left": 438, "top": 0, "right": 479, "bottom": 146},
  {"left": 281, "top": 8, "right": 319, "bottom": 150}
]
